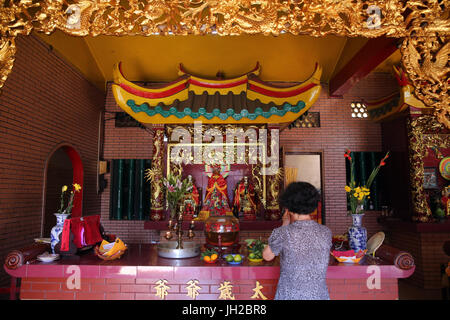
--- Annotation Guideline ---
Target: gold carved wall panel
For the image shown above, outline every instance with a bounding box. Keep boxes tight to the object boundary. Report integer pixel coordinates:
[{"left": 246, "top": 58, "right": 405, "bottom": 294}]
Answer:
[
  {"left": 0, "top": 1, "right": 448, "bottom": 128},
  {"left": 408, "top": 115, "right": 450, "bottom": 222}
]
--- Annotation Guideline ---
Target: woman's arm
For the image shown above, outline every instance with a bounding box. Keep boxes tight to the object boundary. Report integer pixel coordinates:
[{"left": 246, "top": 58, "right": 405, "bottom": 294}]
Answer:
[{"left": 263, "top": 244, "right": 276, "bottom": 261}]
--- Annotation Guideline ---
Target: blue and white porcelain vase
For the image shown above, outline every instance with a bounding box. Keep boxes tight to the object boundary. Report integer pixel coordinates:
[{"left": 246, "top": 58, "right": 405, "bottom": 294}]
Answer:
[
  {"left": 50, "top": 213, "right": 70, "bottom": 254},
  {"left": 348, "top": 213, "right": 367, "bottom": 252}
]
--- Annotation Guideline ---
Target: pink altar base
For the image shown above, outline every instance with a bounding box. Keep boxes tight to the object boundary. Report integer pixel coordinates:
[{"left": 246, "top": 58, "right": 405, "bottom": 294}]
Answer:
[{"left": 5, "top": 244, "right": 414, "bottom": 300}]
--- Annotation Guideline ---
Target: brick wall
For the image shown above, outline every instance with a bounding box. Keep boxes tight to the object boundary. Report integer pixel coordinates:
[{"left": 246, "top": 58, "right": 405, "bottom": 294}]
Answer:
[
  {"left": 280, "top": 74, "right": 397, "bottom": 236},
  {"left": 0, "top": 35, "right": 105, "bottom": 286},
  {"left": 100, "top": 73, "right": 398, "bottom": 243},
  {"left": 100, "top": 83, "right": 157, "bottom": 242}
]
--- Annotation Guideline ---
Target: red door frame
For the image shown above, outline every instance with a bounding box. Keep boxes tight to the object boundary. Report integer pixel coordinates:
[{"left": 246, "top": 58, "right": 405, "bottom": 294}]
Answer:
[
  {"left": 42, "top": 144, "right": 84, "bottom": 228},
  {"left": 62, "top": 146, "right": 84, "bottom": 217}
]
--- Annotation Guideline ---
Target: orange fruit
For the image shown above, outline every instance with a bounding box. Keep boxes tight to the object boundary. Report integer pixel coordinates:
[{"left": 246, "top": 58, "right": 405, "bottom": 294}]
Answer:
[
  {"left": 211, "top": 254, "right": 218, "bottom": 261},
  {"left": 204, "top": 255, "right": 211, "bottom": 262}
]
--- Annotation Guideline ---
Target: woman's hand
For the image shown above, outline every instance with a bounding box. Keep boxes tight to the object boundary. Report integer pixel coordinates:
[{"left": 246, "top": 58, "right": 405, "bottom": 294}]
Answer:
[
  {"left": 263, "top": 244, "right": 275, "bottom": 261},
  {"left": 282, "top": 210, "right": 290, "bottom": 226}
]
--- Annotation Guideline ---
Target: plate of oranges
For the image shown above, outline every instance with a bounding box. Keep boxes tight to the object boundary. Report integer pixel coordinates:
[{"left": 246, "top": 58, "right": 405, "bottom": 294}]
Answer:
[{"left": 201, "top": 249, "right": 218, "bottom": 264}]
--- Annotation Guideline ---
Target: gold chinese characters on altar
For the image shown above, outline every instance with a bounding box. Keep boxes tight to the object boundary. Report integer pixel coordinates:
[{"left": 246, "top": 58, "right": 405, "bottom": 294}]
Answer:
[{"left": 153, "top": 279, "right": 269, "bottom": 300}]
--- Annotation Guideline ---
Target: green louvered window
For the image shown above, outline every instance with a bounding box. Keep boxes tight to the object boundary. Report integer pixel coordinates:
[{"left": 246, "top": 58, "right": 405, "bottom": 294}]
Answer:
[
  {"left": 109, "top": 159, "right": 152, "bottom": 220},
  {"left": 345, "top": 152, "right": 386, "bottom": 211}
]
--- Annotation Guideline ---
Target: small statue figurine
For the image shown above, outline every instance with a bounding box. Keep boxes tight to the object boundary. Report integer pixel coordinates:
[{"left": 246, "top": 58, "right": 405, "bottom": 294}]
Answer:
[
  {"left": 182, "top": 175, "right": 200, "bottom": 221},
  {"left": 233, "top": 176, "right": 257, "bottom": 221}
]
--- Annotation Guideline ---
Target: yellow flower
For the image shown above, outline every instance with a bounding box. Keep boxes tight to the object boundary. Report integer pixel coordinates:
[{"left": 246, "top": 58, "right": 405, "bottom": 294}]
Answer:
[
  {"left": 364, "top": 191, "right": 370, "bottom": 196},
  {"left": 62, "top": 185, "right": 68, "bottom": 192},
  {"left": 345, "top": 186, "right": 351, "bottom": 192},
  {"left": 355, "top": 187, "right": 361, "bottom": 193},
  {"left": 73, "top": 183, "right": 82, "bottom": 192},
  {"left": 362, "top": 187, "right": 369, "bottom": 192},
  {"left": 353, "top": 193, "right": 359, "bottom": 198},
  {"left": 358, "top": 194, "right": 364, "bottom": 201}
]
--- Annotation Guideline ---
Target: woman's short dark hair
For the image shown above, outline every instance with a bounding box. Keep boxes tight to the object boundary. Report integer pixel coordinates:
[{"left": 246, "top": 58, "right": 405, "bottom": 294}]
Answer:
[{"left": 279, "top": 182, "right": 320, "bottom": 215}]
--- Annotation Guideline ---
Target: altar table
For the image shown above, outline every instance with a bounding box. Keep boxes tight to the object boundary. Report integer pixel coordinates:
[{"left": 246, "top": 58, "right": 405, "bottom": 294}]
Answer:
[{"left": 5, "top": 244, "right": 414, "bottom": 300}]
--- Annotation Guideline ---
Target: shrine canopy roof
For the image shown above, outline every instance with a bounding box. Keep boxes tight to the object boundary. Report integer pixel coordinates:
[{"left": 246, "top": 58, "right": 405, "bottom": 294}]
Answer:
[
  {"left": 112, "top": 62, "right": 322, "bottom": 124},
  {"left": 365, "top": 66, "right": 432, "bottom": 122}
]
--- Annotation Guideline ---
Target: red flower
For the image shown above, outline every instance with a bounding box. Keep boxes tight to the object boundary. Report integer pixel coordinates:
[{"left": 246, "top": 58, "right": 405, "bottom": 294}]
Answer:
[
  {"left": 344, "top": 149, "right": 352, "bottom": 161},
  {"left": 379, "top": 152, "right": 390, "bottom": 166}
]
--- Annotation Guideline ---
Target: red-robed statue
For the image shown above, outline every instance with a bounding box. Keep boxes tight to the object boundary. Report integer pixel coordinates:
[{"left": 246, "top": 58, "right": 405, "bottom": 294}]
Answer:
[
  {"left": 183, "top": 175, "right": 200, "bottom": 220},
  {"left": 196, "top": 165, "right": 233, "bottom": 220},
  {"left": 233, "top": 176, "right": 257, "bottom": 220}
]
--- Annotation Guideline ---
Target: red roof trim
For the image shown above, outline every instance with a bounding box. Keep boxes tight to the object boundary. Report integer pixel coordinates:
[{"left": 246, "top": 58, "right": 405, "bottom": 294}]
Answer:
[
  {"left": 188, "top": 78, "right": 248, "bottom": 89},
  {"left": 248, "top": 82, "right": 317, "bottom": 98},
  {"left": 120, "top": 82, "right": 187, "bottom": 99}
]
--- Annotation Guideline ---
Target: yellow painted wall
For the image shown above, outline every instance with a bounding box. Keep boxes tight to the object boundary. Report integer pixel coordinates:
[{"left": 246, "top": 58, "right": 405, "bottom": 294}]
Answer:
[
  {"left": 35, "top": 31, "right": 397, "bottom": 89},
  {"left": 84, "top": 34, "right": 347, "bottom": 83},
  {"left": 35, "top": 30, "right": 106, "bottom": 91}
]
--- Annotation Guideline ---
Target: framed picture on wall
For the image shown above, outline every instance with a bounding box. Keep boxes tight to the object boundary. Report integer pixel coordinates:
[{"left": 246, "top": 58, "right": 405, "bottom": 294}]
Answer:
[{"left": 423, "top": 167, "right": 439, "bottom": 189}]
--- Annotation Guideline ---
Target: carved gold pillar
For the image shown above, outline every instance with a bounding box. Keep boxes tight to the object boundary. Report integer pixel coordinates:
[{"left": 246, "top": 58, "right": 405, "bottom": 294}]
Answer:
[
  {"left": 150, "top": 124, "right": 165, "bottom": 221},
  {"left": 264, "top": 124, "right": 283, "bottom": 220}
]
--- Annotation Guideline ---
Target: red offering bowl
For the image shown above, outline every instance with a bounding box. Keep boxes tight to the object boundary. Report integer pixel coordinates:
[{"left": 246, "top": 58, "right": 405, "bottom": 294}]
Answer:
[{"left": 331, "top": 249, "right": 367, "bottom": 263}]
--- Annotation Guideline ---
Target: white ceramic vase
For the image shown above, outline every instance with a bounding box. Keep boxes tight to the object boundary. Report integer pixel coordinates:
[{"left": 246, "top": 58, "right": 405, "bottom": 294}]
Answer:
[{"left": 50, "top": 213, "right": 70, "bottom": 254}]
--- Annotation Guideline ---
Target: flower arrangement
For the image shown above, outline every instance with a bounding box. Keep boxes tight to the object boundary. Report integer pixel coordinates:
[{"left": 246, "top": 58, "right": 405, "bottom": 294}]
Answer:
[
  {"left": 345, "top": 150, "right": 389, "bottom": 215},
  {"left": 163, "top": 173, "right": 193, "bottom": 215},
  {"left": 58, "top": 183, "right": 82, "bottom": 215}
]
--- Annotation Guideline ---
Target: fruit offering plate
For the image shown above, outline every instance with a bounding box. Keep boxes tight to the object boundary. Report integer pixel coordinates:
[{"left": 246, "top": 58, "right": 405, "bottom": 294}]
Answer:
[
  {"left": 223, "top": 254, "right": 244, "bottom": 265},
  {"left": 201, "top": 249, "right": 219, "bottom": 264},
  {"left": 331, "top": 249, "right": 367, "bottom": 264}
]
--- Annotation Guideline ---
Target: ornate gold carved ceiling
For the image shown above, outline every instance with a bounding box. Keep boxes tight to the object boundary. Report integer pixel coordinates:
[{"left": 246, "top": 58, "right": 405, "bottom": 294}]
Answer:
[{"left": 0, "top": 0, "right": 449, "bottom": 127}]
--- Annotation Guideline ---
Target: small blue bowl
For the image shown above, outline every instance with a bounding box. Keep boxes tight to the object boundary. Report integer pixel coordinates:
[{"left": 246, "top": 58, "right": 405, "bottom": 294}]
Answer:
[{"left": 223, "top": 254, "right": 244, "bottom": 265}]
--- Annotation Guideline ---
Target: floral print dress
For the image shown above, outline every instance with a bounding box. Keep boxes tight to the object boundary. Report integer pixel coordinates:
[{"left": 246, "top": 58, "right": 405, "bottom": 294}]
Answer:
[{"left": 268, "top": 220, "right": 332, "bottom": 300}]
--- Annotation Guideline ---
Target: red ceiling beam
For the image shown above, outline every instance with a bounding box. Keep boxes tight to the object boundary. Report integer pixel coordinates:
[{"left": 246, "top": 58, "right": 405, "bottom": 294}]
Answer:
[{"left": 329, "top": 37, "right": 399, "bottom": 97}]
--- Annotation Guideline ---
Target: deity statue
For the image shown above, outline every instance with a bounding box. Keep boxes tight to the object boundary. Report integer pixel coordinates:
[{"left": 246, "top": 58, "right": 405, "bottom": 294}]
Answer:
[
  {"left": 182, "top": 175, "right": 200, "bottom": 220},
  {"left": 196, "top": 165, "right": 233, "bottom": 220},
  {"left": 233, "top": 176, "right": 258, "bottom": 220}
]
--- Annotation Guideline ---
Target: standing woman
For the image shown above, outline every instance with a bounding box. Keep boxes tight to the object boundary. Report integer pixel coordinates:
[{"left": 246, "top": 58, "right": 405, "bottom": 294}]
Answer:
[{"left": 263, "top": 182, "right": 332, "bottom": 300}]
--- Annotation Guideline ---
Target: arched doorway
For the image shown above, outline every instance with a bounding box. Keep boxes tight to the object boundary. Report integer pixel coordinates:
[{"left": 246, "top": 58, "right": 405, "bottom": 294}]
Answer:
[{"left": 41, "top": 145, "right": 84, "bottom": 237}]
